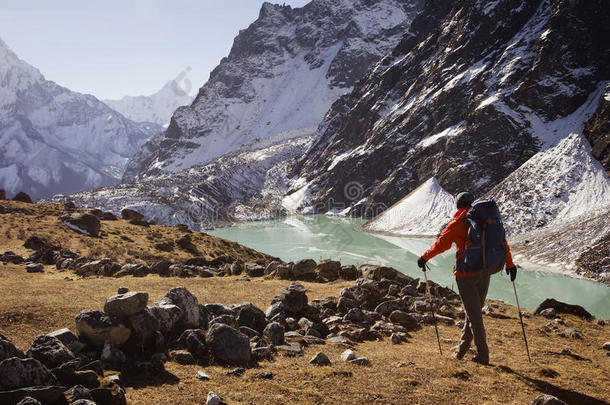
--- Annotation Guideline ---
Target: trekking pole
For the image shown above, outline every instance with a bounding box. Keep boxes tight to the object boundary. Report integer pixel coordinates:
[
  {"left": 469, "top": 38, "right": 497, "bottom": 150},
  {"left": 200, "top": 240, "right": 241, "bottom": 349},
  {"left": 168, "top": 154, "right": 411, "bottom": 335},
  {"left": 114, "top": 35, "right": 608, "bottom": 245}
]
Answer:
[
  {"left": 512, "top": 281, "right": 531, "bottom": 363},
  {"left": 424, "top": 264, "right": 442, "bottom": 356}
]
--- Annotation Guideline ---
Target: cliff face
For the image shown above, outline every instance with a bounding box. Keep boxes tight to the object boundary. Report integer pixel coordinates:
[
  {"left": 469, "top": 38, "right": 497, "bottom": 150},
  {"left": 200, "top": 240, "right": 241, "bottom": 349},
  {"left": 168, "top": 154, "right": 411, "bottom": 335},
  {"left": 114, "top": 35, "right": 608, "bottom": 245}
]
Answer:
[
  {"left": 290, "top": 0, "right": 610, "bottom": 217},
  {"left": 124, "top": 0, "right": 423, "bottom": 181}
]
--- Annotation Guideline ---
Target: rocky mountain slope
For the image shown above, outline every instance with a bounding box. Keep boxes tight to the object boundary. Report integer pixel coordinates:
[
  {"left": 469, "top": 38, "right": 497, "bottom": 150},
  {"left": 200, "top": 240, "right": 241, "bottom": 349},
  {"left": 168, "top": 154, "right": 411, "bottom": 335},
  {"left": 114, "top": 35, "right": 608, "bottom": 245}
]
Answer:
[
  {"left": 0, "top": 37, "right": 150, "bottom": 199},
  {"left": 103, "top": 79, "right": 193, "bottom": 127},
  {"left": 124, "top": 0, "right": 424, "bottom": 182},
  {"left": 289, "top": 0, "right": 610, "bottom": 218},
  {"left": 46, "top": 137, "right": 312, "bottom": 230}
]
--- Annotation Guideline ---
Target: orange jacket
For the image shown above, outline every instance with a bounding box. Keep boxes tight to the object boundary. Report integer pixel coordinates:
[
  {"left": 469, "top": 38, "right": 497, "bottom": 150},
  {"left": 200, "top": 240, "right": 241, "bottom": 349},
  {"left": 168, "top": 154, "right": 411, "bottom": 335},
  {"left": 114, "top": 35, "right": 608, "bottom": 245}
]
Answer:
[{"left": 421, "top": 207, "right": 515, "bottom": 278}]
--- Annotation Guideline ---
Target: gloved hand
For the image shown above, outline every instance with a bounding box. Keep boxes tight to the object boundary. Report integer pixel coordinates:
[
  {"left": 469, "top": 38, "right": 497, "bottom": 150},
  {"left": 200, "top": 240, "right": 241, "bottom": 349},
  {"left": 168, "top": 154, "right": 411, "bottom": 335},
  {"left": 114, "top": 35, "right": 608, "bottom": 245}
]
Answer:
[
  {"left": 417, "top": 257, "right": 427, "bottom": 271},
  {"left": 506, "top": 265, "right": 517, "bottom": 282}
]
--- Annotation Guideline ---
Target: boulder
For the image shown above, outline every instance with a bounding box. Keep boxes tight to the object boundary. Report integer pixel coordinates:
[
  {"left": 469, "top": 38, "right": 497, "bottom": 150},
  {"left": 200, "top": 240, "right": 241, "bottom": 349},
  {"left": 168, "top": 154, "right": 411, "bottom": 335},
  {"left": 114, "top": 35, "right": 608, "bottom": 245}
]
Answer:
[
  {"left": 90, "top": 379, "right": 126, "bottom": 405},
  {"left": 169, "top": 349, "right": 196, "bottom": 365},
  {"left": 602, "top": 342, "right": 610, "bottom": 351},
  {"left": 16, "top": 397, "right": 42, "bottom": 405},
  {"left": 263, "top": 322, "right": 285, "bottom": 346},
  {"left": 389, "top": 311, "right": 420, "bottom": 330},
  {"left": 265, "top": 261, "right": 281, "bottom": 275},
  {"left": 75, "top": 310, "right": 131, "bottom": 346},
  {"left": 45, "top": 329, "right": 81, "bottom": 353},
  {"left": 206, "top": 323, "right": 251, "bottom": 366},
  {"left": 275, "top": 263, "right": 293, "bottom": 279},
  {"left": 120, "top": 263, "right": 149, "bottom": 277},
  {"left": 535, "top": 298, "right": 593, "bottom": 320},
  {"left": 199, "top": 304, "right": 210, "bottom": 329},
  {"left": 12, "top": 192, "right": 33, "bottom": 203},
  {"left": 531, "top": 394, "right": 567, "bottom": 405},
  {"left": 26, "top": 263, "right": 44, "bottom": 273},
  {"left": 230, "top": 261, "right": 244, "bottom": 275},
  {"left": 164, "top": 287, "right": 200, "bottom": 329},
  {"left": 234, "top": 303, "right": 267, "bottom": 333},
  {"left": 206, "top": 392, "right": 222, "bottom": 405},
  {"left": 120, "top": 208, "right": 143, "bottom": 221},
  {"left": 540, "top": 308, "right": 557, "bottom": 319},
  {"left": 148, "top": 299, "right": 183, "bottom": 335},
  {"left": 339, "top": 265, "right": 358, "bottom": 280},
  {"left": 359, "top": 264, "right": 398, "bottom": 281},
  {"left": 309, "top": 352, "right": 331, "bottom": 366},
  {"left": 23, "top": 236, "right": 48, "bottom": 251},
  {"left": 129, "top": 218, "right": 150, "bottom": 227},
  {"left": 150, "top": 260, "right": 171, "bottom": 276},
  {"left": 64, "top": 385, "right": 93, "bottom": 403},
  {"left": 245, "top": 263, "right": 265, "bottom": 277},
  {"left": 0, "top": 357, "right": 54, "bottom": 390},
  {"left": 292, "top": 259, "right": 317, "bottom": 280},
  {"left": 26, "top": 335, "right": 75, "bottom": 369},
  {"left": 317, "top": 260, "right": 341, "bottom": 281},
  {"left": 209, "top": 314, "right": 237, "bottom": 328},
  {"left": 104, "top": 291, "right": 149, "bottom": 318},
  {"left": 205, "top": 304, "right": 235, "bottom": 318},
  {"left": 100, "top": 341, "right": 126, "bottom": 370},
  {"left": 337, "top": 297, "right": 360, "bottom": 314},
  {"left": 174, "top": 329, "right": 208, "bottom": 362},
  {"left": 128, "top": 308, "right": 160, "bottom": 346},
  {"left": 265, "top": 301, "right": 286, "bottom": 324},
  {"left": 0, "top": 333, "right": 25, "bottom": 361},
  {"left": 374, "top": 299, "right": 404, "bottom": 317},
  {"left": 277, "top": 282, "right": 308, "bottom": 316},
  {"left": 61, "top": 213, "right": 101, "bottom": 236},
  {"left": 349, "top": 357, "right": 371, "bottom": 366},
  {"left": 1, "top": 251, "right": 24, "bottom": 264}
]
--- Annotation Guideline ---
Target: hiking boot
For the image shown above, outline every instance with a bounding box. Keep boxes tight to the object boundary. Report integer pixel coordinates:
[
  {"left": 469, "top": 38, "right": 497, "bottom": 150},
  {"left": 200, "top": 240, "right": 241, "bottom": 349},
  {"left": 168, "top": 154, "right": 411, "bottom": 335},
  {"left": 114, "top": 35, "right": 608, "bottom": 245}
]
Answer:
[
  {"left": 471, "top": 354, "right": 489, "bottom": 365},
  {"left": 451, "top": 345, "right": 468, "bottom": 360}
]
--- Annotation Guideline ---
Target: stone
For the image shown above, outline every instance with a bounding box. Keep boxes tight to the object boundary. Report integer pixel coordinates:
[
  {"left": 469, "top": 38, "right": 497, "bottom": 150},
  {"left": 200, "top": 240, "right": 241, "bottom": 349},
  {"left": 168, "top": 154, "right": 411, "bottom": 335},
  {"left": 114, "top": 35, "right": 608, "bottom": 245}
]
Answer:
[
  {"left": 90, "top": 379, "right": 127, "bottom": 405},
  {"left": 148, "top": 299, "right": 183, "bottom": 335},
  {"left": 1, "top": 251, "right": 24, "bottom": 264},
  {"left": 265, "top": 301, "right": 286, "bottom": 323},
  {"left": 210, "top": 314, "right": 237, "bottom": 328},
  {"left": 565, "top": 328, "right": 582, "bottom": 339},
  {"left": 374, "top": 299, "right": 404, "bottom": 316},
  {"left": 199, "top": 304, "right": 210, "bottom": 329},
  {"left": 328, "top": 336, "right": 351, "bottom": 344},
  {"left": 535, "top": 298, "right": 593, "bottom": 320},
  {"left": 129, "top": 308, "right": 160, "bottom": 346},
  {"left": 75, "top": 310, "right": 131, "bottom": 346},
  {"left": 309, "top": 351, "right": 331, "bottom": 366},
  {"left": 196, "top": 370, "right": 211, "bottom": 380},
  {"left": 292, "top": 259, "right": 317, "bottom": 280},
  {"left": 61, "top": 213, "right": 101, "bottom": 236},
  {"left": 531, "top": 394, "right": 567, "bottom": 405},
  {"left": 602, "top": 342, "right": 610, "bottom": 351},
  {"left": 120, "top": 208, "right": 143, "bottom": 221},
  {"left": 341, "top": 349, "right": 356, "bottom": 362},
  {"left": 275, "top": 263, "right": 293, "bottom": 279},
  {"left": 165, "top": 287, "right": 200, "bottom": 329},
  {"left": 389, "top": 311, "right": 420, "bottom": 331},
  {"left": 265, "top": 260, "right": 281, "bottom": 275},
  {"left": 12, "top": 191, "right": 33, "bottom": 203},
  {"left": 277, "top": 282, "right": 308, "bottom": 316},
  {"left": 276, "top": 342, "right": 302, "bottom": 355},
  {"left": 0, "top": 357, "right": 54, "bottom": 390},
  {"left": 359, "top": 264, "right": 398, "bottom": 281},
  {"left": 120, "top": 263, "right": 149, "bottom": 277},
  {"left": 337, "top": 297, "right": 360, "bottom": 314},
  {"left": 117, "top": 287, "right": 129, "bottom": 294},
  {"left": 245, "top": 262, "right": 265, "bottom": 277},
  {"left": 64, "top": 385, "right": 93, "bottom": 403},
  {"left": 234, "top": 303, "right": 267, "bottom": 333},
  {"left": 230, "top": 261, "right": 244, "bottom": 275},
  {"left": 151, "top": 260, "right": 172, "bottom": 276},
  {"left": 226, "top": 367, "right": 245, "bottom": 376},
  {"left": 206, "top": 304, "right": 236, "bottom": 318},
  {"left": 0, "top": 387, "right": 65, "bottom": 405},
  {"left": 26, "top": 335, "right": 75, "bottom": 369},
  {"left": 26, "top": 263, "right": 44, "bottom": 273},
  {"left": 263, "top": 322, "right": 284, "bottom": 346},
  {"left": 349, "top": 357, "right": 371, "bottom": 366},
  {"left": 101, "top": 341, "right": 126, "bottom": 370},
  {"left": 539, "top": 308, "right": 557, "bottom": 319},
  {"left": 72, "top": 400, "right": 97, "bottom": 405},
  {"left": 23, "top": 236, "right": 48, "bottom": 251},
  {"left": 0, "top": 333, "right": 24, "bottom": 362},
  {"left": 339, "top": 264, "right": 358, "bottom": 280},
  {"left": 175, "top": 329, "right": 208, "bottom": 362},
  {"left": 316, "top": 259, "right": 341, "bottom": 281},
  {"left": 104, "top": 291, "right": 149, "bottom": 318},
  {"left": 206, "top": 391, "right": 221, "bottom": 405},
  {"left": 206, "top": 323, "right": 251, "bottom": 365},
  {"left": 170, "top": 349, "right": 196, "bottom": 365}
]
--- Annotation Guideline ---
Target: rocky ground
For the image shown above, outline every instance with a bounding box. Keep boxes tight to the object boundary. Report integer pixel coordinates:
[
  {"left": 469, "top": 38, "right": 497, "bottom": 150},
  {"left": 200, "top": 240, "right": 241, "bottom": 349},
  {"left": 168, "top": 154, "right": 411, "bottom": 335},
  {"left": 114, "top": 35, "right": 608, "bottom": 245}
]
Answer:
[{"left": 1, "top": 199, "right": 609, "bottom": 404}]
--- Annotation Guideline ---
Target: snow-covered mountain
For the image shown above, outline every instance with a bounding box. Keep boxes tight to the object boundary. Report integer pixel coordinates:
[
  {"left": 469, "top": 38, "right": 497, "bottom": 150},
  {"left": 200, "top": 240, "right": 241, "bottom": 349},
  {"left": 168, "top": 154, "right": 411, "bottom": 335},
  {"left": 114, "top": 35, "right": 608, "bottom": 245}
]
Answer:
[
  {"left": 0, "top": 37, "right": 150, "bottom": 199},
  {"left": 45, "top": 137, "right": 311, "bottom": 230},
  {"left": 289, "top": 0, "right": 610, "bottom": 217},
  {"left": 124, "top": 0, "right": 424, "bottom": 181},
  {"left": 360, "top": 177, "right": 455, "bottom": 237},
  {"left": 103, "top": 80, "right": 193, "bottom": 128}
]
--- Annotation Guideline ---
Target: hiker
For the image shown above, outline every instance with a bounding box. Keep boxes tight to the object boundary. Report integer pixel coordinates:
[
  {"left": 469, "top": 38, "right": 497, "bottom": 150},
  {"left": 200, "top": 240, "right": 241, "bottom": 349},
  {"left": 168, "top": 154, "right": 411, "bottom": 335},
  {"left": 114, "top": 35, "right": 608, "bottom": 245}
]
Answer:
[{"left": 416, "top": 192, "right": 517, "bottom": 365}]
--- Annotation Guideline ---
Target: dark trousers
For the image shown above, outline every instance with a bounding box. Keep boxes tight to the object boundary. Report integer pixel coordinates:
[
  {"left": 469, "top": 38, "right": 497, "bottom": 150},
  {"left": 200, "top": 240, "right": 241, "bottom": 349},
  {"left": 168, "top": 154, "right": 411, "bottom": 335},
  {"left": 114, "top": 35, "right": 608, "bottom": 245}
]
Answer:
[{"left": 456, "top": 274, "right": 490, "bottom": 360}]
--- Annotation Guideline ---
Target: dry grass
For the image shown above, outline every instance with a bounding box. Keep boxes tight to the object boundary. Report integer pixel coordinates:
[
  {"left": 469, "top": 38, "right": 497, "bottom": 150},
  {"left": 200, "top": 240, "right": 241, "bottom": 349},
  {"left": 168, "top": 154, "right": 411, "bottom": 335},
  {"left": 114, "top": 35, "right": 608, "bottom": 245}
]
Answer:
[{"left": 1, "top": 201, "right": 609, "bottom": 404}]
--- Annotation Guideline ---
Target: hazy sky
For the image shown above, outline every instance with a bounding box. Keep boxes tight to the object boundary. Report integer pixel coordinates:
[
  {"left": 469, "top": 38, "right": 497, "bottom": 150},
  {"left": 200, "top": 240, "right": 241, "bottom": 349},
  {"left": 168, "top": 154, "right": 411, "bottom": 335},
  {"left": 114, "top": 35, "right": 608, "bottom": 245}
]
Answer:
[{"left": 0, "top": 0, "right": 310, "bottom": 99}]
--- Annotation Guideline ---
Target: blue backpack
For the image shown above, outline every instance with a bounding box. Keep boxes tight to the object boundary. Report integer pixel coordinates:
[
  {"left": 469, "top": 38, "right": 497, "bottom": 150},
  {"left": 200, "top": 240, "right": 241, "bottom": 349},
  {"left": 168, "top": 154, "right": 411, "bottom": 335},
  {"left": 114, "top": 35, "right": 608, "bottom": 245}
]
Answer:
[{"left": 457, "top": 199, "right": 507, "bottom": 277}]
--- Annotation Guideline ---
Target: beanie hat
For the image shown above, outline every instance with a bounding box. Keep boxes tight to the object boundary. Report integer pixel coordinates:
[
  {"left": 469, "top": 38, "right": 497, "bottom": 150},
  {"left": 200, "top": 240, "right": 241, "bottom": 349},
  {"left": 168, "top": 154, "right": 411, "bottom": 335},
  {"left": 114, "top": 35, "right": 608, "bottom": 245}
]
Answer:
[{"left": 456, "top": 192, "right": 474, "bottom": 209}]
